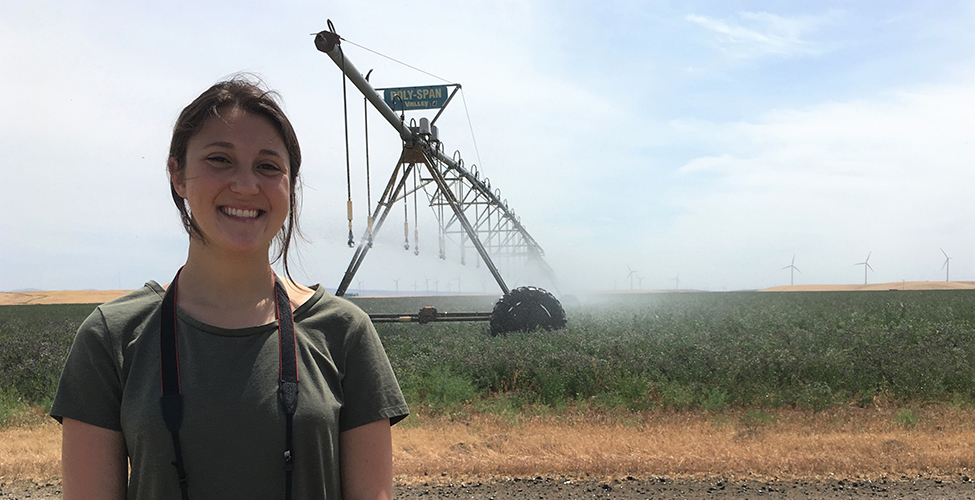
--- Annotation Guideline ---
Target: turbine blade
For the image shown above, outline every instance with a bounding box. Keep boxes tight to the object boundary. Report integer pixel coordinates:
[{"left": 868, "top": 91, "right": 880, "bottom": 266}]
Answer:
[
  {"left": 941, "top": 248, "right": 948, "bottom": 259},
  {"left": 866, "top": 251, "right": 872, "bottom": 262}
]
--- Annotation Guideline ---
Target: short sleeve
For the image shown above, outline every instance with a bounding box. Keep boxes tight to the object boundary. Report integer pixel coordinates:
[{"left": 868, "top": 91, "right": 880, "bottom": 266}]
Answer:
[
  {"left": 50, "top": 307, "right": 124, "bottom": 431},
  {"left": 338, "top": 315, "right": 409, "bottom": 431}
]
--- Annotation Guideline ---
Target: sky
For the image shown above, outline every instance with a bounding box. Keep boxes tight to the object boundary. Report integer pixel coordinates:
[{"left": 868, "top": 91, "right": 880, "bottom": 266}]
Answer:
[{"left": 2, "top": 0, "right": 975, "bottom": 295}]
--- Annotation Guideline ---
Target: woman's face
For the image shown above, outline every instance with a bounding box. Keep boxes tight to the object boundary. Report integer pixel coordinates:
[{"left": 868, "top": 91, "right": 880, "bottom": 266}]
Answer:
[{"left": 169, "top": 107, "right": 291, "bottom": 258}]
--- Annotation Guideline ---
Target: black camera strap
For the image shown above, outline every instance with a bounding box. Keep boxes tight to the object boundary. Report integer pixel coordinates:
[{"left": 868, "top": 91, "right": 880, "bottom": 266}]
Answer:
[{"left": 160, "top": 268, "right": 299, "bottom": 500}]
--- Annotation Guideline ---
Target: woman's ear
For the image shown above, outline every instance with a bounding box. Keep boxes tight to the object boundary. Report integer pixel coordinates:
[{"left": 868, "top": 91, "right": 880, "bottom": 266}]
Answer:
[{"left": 168, "top": 157, "right": 186, "bottom": 198}]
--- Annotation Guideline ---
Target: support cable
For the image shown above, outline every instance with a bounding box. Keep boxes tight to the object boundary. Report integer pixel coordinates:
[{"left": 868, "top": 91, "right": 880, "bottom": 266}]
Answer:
[
  {"left": 338, "top": 37, "right": 451, "bottom": 84},
  {"left": 364, "top": 70, "right": 374, "bottom": 237},
  {"left": 438, "top": 186, "right": 446, "bottom": 260},
  {"left": 340, "top": 45, "right": 355, "bottom": 247},
  {"left": 403, "top": 166, "right": 410, "bottom": 250},
  {"left": 459, "top": 89, "right": 484, "bottom": 170},
  {"left": 413, "top": 163, "right": 419, "bottom": 255}
]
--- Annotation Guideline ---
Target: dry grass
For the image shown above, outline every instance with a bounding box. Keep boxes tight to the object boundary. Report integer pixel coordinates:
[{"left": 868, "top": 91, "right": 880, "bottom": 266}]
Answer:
[
  {"left": 0, "top": 407, "right": 61, "bottom": 481},
  {"left": 390, "top": 405, "right": 975, "bottom": 483},
  {"left": 4, "top": 406, "right": 975, "bottom": 484}
]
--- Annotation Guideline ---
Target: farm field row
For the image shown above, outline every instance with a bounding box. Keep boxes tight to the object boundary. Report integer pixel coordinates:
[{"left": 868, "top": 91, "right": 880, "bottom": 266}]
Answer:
[{"left": 4, "top": 289, "right": 975, "bottom": 419}]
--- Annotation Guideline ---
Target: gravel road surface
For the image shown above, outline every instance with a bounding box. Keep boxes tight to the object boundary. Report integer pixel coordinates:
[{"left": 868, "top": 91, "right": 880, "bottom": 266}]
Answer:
[{"left": 4, "top": 476, "right": 975, "bottom": 499}]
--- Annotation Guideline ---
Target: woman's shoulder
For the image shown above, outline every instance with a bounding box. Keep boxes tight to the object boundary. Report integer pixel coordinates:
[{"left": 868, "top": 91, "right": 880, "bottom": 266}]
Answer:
[
  {"left": 293, "top": 287, "right": 377, "bottom": 346},
  {"left": 97, "top": 281, "right": 165, "bottom": 314},
  {"left": 84, "top": 281, "right": 167, "bottom": 339},
  {"left": 295, "top": 286, "right": 369, "bottom": 323}
]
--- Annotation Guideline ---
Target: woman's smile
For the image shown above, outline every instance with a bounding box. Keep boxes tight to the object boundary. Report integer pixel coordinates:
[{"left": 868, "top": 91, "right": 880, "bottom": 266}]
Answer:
[{"left": 221, "top": 206, "right": 263, "bottom": 219}]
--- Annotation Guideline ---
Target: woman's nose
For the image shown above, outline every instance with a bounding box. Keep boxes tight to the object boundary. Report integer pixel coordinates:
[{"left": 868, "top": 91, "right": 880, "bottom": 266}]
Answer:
[{"left": 229, "top": 167, "right": 260, "bottom": 194}]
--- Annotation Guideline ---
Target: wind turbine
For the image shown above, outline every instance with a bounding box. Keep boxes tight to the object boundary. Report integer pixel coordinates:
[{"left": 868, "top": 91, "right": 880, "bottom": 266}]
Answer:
[
  {"left": 674, "top": 274, "right": 681, "bottom": 290},
  {"left": 941, "top": 248, "right": 952, "bottom": 282},
  {"left": 636, "top": 275, "right": 645, "bottom": 290},
  {"left": 854, "top": 252, "right": 873, "bottom": 285},
  {"left": 626, "top": 264, "right": 637, "bottom": 290},
  {"left": 392, "top": 278, "right": 400, "bottom": 294},
  {"left": 782, "top": 255, "right": 801, "bottom": 286}
]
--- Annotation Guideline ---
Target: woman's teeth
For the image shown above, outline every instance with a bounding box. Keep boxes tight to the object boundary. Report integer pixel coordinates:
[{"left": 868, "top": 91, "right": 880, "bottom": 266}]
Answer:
[{"left": 222, "top": 207, "right": 260, "bottom": 218}]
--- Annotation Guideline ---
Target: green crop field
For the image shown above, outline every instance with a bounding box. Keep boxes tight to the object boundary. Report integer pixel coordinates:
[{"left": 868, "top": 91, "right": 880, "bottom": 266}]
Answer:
[
  {"left": 3, "top": 290, "right": 975, "bottom": 424},
  {"left": 0, "top": 303, "right": 101, "bottom": 422}
]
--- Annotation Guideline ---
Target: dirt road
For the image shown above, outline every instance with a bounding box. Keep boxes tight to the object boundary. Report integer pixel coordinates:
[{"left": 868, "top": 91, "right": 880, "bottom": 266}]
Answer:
[
  {"left": 4, "top": 475, "right": 975, "bottom": 499},
  {"left": 397, "top": 476, "right": 975, "bottom": 498}
]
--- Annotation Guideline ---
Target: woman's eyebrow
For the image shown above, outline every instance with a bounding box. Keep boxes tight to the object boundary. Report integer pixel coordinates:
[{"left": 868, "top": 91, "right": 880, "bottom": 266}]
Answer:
[
  {"left": 203, "top": 142, "right": 283, "bottom": 158},
  {"left": 259, "top": 149, "right": 283, "bottom": 158}
]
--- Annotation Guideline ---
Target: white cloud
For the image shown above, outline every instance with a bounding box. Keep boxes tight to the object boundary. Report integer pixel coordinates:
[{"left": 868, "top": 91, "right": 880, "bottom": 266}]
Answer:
[
  {"left": 652, "top": 78, "right": 975, "bottom": 289},
  {"left": 686, "top": 11, "right": 832, "bottom": 59}
]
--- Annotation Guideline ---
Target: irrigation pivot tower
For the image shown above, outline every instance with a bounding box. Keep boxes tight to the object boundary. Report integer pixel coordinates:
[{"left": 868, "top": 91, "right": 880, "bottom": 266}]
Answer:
[{"left": 314, "top": 23, "right": 565, "bottom": 335}]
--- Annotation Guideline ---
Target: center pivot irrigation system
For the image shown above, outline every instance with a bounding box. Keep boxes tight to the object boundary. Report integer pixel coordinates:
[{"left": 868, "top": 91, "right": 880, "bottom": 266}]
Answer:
[{"left": 314, "top": 23, "right": 566, "bottom": 335}]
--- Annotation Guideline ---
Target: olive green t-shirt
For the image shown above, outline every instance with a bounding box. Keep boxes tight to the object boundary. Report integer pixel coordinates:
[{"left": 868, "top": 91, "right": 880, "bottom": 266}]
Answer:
[{"left": 51, "top": 282, "right": 408, "bottom": 500}]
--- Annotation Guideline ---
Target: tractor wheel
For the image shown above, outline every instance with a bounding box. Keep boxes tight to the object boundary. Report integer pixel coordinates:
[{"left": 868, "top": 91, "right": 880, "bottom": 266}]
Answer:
[{"left": 490, "top": 286, "right": 567, "bottom": 336}]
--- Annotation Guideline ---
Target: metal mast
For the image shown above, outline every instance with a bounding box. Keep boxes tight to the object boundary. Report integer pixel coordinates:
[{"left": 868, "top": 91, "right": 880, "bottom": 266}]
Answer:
[{"left": 315, "top": 26, "right": 558, "bottom": 297}]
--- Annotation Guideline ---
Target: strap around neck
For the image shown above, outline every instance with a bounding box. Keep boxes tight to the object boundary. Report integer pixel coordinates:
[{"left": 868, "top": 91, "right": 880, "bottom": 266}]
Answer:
[{"left": 159, "top": 268, "right": 299, "bottom": 500}]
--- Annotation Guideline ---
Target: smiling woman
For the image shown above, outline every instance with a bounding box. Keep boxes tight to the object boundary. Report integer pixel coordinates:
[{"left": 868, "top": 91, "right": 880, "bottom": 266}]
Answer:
[{"left": 49, "top": 77, "right": 409, "bottom": 500}]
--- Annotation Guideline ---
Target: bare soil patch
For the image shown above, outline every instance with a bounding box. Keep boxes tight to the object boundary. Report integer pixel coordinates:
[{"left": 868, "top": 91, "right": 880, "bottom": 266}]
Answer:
[{"left": 4, "top": 476, "right": 975, "bottom": 499}]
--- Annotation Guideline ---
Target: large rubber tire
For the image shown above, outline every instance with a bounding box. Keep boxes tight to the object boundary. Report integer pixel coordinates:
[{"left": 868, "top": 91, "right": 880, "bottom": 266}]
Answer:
[{"left": 490, "top": 286, "right": 567, "bottom": 336}]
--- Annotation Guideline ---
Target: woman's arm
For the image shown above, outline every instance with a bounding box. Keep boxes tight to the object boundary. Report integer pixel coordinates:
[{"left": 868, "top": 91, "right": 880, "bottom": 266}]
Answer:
[
  {"left": 62, "top": 417, "right": 127, "bottom": 500},
  {"left": 340, "top": 418, "right": 393, "bottom": 500}
]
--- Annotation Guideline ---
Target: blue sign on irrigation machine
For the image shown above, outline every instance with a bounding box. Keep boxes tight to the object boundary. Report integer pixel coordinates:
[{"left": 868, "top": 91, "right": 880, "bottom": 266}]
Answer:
[{"left": 383, "top": 85, "right": 450, "bottom": 110}]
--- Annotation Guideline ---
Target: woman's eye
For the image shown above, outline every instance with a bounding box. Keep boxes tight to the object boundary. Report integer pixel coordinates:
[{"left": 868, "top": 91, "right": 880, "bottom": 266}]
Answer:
[
  {"left": 206, "top": 156, "right": 231, "bottom": 165},
  {"left": 259, "top": 163, "right": 283, "bottom": 174}
]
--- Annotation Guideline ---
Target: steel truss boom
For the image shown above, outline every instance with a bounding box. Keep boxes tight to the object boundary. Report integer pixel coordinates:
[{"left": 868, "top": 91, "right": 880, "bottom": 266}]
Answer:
[{"left": 315, "top": 26, "right": 558, "bottom": 297}]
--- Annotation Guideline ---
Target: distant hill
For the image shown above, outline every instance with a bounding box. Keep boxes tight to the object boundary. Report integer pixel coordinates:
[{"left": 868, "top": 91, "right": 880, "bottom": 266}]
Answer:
[{"left": 0, "top": 289, "right": 135, "bottom": 305}]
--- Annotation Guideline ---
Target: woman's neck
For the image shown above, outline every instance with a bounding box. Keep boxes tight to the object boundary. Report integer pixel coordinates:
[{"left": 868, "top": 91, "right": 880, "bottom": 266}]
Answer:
[{"left": 175, "top": 241, "right": 278, "bottom": 328}]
